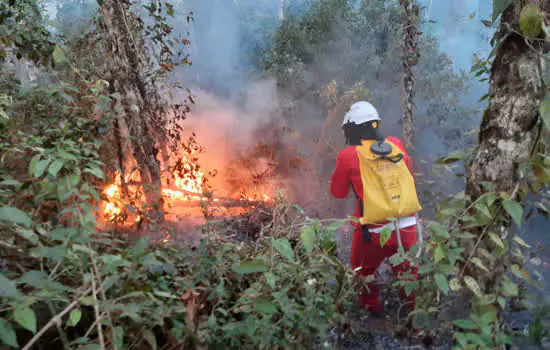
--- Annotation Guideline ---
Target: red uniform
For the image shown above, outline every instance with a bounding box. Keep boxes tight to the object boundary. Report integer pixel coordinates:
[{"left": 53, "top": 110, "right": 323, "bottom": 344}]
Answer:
[{"left": 330, "top": 136, "right": 418, "bottom": 314}]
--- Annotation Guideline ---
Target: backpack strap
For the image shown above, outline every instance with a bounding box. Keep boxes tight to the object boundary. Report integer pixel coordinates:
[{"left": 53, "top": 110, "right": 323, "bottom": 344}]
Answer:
[
  {"left": 377, "top": 153, "right": 403, "bottom": 163},
  {"left": 351, "top": 184, "right": 371, "bottom": 243}
]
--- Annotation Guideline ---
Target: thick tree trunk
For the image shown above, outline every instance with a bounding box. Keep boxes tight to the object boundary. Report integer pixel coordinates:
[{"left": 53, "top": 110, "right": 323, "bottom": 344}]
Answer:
[
  {"left": 400, "top": 0, "right": 420, "bottom": 153},
  {"left": 462, "top": 1, "right": 549, "bottom": 303},
  {"left": 97, "top": 0, "right": 164, "bottom": 215},
  {"left": 465, "top": 1, "right": 548, "bottom": 200}
]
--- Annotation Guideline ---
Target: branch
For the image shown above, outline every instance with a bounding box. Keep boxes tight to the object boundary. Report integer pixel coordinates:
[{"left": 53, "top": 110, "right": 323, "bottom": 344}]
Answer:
[
  {"left": 22, "top": 286, "right": 93, "bottom": 350},
  {"left": 90, "top": 246, "right": 118, "bottom": 350},
  {"left": 91, "top": 269, "right": 106, "bottom": 350}
]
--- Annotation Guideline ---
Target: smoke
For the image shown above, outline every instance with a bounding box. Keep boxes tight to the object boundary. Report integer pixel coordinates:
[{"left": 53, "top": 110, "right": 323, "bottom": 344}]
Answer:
[
  {"left": 162, "top": 0, "right": 498, "bottom": 216},
  {"left": 47, "top": 0, "right": 496, "bottom": 215},
  {"left": 164, "top": 0, "right": 313, "bottom": 201},
  {"left": 167, "top": 80, "right": 286, "bottom": 198}
]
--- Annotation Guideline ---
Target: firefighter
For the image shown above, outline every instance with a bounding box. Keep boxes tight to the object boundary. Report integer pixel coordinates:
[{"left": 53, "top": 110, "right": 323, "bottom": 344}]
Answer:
[{"left": 330, "top": 101, "right": 420, "bottom": 316}]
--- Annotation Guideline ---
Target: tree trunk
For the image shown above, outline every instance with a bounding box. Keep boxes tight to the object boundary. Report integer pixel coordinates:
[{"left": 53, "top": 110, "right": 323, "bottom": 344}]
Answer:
[
  {"left": 462, "top": 1, "right": 549, "bottom": 306},
  {"left": 278, "top": 0, "right": 285, "bottom": 22},
  {"left": 465, "top": 1, "right": 548, "bottom": 201},
  {"left": 97, "top": 0, "right": 165, "bottom": 216},
  {"left": 400, "top": 0, "right": 420, "bottom": 153}
]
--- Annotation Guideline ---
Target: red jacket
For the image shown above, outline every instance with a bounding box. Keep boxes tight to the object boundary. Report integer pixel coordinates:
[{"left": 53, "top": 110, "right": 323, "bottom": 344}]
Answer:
[{"left": 330, "top": 136, "right": 415, "bottom": 226}]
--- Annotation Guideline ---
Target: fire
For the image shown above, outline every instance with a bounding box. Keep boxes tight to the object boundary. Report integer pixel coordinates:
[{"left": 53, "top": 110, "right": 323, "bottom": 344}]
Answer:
[
  {"left": 100, "top": 153, "right": 272, "bottom": 226},
  {"left": 174, "top": 160, "right": 203, "bottom": 194},
  {"left": 102, "top": 183, "right": 123, "bottom": 221}
]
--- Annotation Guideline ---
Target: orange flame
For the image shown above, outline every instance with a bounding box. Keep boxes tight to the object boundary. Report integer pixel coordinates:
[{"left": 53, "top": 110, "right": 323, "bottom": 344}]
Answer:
[{"left": 100, "top": 153, "right": 272, "bottom": 225}]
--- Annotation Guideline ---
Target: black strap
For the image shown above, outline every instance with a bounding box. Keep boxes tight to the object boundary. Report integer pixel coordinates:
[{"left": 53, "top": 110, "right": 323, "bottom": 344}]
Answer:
[
  {"left": 351, "top": 185, "right": 363, "bottom": 214},
  {"left": 351, "top": 185, "right": 370, "bottom": 242},
  {"left": 376, "top": 153, "right": 403, "bottom": 163}
]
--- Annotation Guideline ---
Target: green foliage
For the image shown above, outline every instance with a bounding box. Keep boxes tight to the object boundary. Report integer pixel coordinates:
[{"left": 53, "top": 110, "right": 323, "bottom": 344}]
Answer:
[
  {"left": 388, "top": 134, "right": 550, "bottom": 348},
  {"left": 0, "top": 0, "right": 56, "bottom": 64},
  {"left": 0, "top": 204, "right": 354, "bottom": 349},
  {"left": 0, "top": 59, "right": 353, "bottom": 348},
  {"left": 526, "top": 306, "right": 550, "bottom": 346}
]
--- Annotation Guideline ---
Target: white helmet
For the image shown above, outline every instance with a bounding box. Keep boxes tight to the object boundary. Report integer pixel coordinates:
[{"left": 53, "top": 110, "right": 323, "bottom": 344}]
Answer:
[{"left": 342, "top": 101, "right": 380, "bottom": 126}]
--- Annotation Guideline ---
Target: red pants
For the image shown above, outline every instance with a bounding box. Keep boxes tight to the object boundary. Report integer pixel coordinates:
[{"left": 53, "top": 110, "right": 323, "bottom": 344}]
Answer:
[{"left": 350, "top": 224, "right": 419, "bottom": 314}]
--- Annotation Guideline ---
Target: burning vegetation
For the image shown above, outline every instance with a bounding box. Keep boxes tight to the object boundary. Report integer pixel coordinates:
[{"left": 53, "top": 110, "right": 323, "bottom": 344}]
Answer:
[{"left": 98, "top": 128, "right": 298, "bottom": 232}]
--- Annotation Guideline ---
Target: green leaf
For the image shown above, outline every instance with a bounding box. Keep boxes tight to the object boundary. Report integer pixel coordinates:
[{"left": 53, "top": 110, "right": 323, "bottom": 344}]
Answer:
[
  {"left": 0, "top": 179, "right": 22, "bottom": 187},
  {"left": 540, "top": 97, "right": 550, "bottom": 128},
  {"left": 254, "top": 300, "right": 277, "bottom": 314},
  {"left": 513, "top": 236, "right": 530, "bottom": 248},
  {"left": 434, "top": 245, "right": 445, "bottom": 263},
  {"left": 67, "top": 309, "right": 82, "bottom": 327},
  {"left": 501, "top": 279, "right": 519, "bottom": 296},
  {"left": 153, "top": 290, "right": 178, "bottom": 299},
  {"left": 264, "top": 272, "right": 276, "bottom": 288},
  {"left": 464, "top": 276, "right": 482, "bottom": 297},
  {"left": 48, "top": 160, "right": 64, "bottom": 177},
  {"left": 449, "top": 278, "right": 462, "bottom": 292},
  {"left": 113, "top": 326, "right": 124, "bottom": 349},
  {"left": 430, "top": 222, "right": 450, "bottom": 238},
  {"left": 471, "top": 257, "right": 490, "bottom": 272},
  {"left": 0, "top": 273, "right": 20, "bottom": 298},
  {"left": 0, "top": 318, "right": 18, "bottom": 348},
  {"left": 52, "top": 45, "right": 67, "bottom": 65},
  {"left": 79, "top": 297, "right": 95, "bottom": 306},
  {"left": 456, "top": 332, "right": 489, "bottom": 347},
  {"left": 434, "top": 273, "right": 449, "bottom": 295},
  {"left": 101, "top": 255, "right": 131, "bottom": 272},
  {"left": 34, "top": 159, "right": 51, "bottom": 178},
  {"left": 84, "top": 167, "right": 105, "bottom": 180},
  {"left": 489, "top": 232, "right": 505, "bottom": 249},
  {"left": 496, "top": 332, "right": 514, "bottom": 345},
  {"left": 493, "top": 0, "right": 513, "bottom": 22},
  {"left": 520, "top": 4, "right": 544, "bottom": 38},
  {"left": 388, "top": 253, "right": 405, "bottom": 266},
  {"left": 16, "top": 228, "right": 39, "bottom": 244},
  {"left": 132, "top": 237, "right": 149, "bottom": 255},
  {"left": 497, "top": 296, "right": 506, "bottom": 309},
  {"left": 28, "top": 154, "right": 41, "bottom": 177},
  {"left": 454, "top": 319, "right": 478, "bottom": 330},
  {"left": 14, "top": 306, "right": 37, "bottom": 333},
  {"left": 435, "top": 149, "right": 466, "bottom": 165},
  {"left": 379, "top": 226, "right": 392, "bottom": 248},
  {"left": 300, "top": 225, "right": 315, "bottom": 253},
  {"left": 417, "top": 264, "right": 434, "bottom": 274},
  {"left": 0, "top": 206, "right": 31, "bottom": 227},
  {"left": 502, "top": 199, "right": 523, "bottom": 227},
  {"left": 272, "top": 238, "right": 294, "bottom": 261},
  {"left": 232, "top": 260, "right": 269, "bottom": 274},
  {"left": 142, "top": 329, "right": 157, "bottom": 350},
  {"left": 31, "top": 246, "right": 68, "bottom": 260}
]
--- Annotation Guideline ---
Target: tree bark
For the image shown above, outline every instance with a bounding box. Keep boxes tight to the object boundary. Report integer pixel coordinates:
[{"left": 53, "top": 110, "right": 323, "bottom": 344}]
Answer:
[
  {"left": 465, "top": 1, "right": 548, "bottom": 201},
  {"left": 97, "top": 0, "right": 165, "bottom": 215},
  {"left": 400, "top": 0, "right": 420, "bottom": 153}
]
